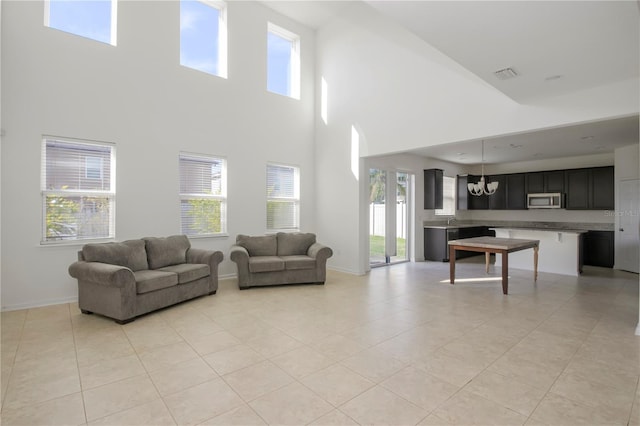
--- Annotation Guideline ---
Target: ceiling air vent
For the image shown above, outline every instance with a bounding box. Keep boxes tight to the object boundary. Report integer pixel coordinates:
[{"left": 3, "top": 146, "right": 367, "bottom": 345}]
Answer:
[{"left": 494, "top": 67, "right": 519, "bottom": 80}]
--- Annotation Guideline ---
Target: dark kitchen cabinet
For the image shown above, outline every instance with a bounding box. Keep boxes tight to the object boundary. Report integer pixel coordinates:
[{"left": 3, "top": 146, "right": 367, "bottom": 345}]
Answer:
[
  {"left": 566, "top": 166, "right": 614, "bottom": 210},
  {"left": 424, "top": 226, "right": 493, "bottom": 261},
  {"left": 591, "top": 167, "right": 614, "bottom": 210},
  {"left": 488, "top": 175, "right": 507, "bottom": 210},
  {"left": 583, "top": 230, "right": 614, "bottom": 268},
  {"left": 566, "top": 169, "right": 590, "bottom": 209},
  {"left": 545, "top": 170, "right": 565, "bottom": 192},
  {"left": 424, "top": 169, "right": 443, "bottom": 210},
  {"left": 457, "top": 175, "right": 469, "bottom": 210},
  {"left": 526, "top": 170, "right": 564, "bottom": 193},
  {"left": 506, "top": 173, "right": 527, "bottom": 209}
]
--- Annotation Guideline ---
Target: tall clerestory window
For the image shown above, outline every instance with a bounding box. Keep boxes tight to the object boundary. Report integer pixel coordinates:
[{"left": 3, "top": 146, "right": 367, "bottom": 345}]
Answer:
[
  {"left": 267, "top": 23, "right": 300, "bottom": 99},
  {"left": 180, "top": 0, "right": 228, "bottom": 78},
  {"left": 45, "top": 0, "right": 117, "bottom": 46}
]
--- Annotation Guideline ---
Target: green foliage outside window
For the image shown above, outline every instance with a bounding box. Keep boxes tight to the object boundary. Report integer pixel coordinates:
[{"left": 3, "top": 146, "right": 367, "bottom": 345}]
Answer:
[
  {"left": 186, "top": 198, "right": 222, "bottom": 234},
  {"left": 45, "top": 193, "right": 80, "bottom": 239}
]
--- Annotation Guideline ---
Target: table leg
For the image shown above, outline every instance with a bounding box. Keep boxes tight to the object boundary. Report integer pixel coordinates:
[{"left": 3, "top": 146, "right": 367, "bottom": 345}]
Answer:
[
  {"left": 485, "top": 252, "right": 490, "bottom": 274},
  {"left": 533, "top": 245, "right": 539, "bottom": 281},
  {"left": 449, "top": 245, "right": 456, "bottom": 284},
  {"left": 501, "top": 251, "right": 509, "bottom": 295}
]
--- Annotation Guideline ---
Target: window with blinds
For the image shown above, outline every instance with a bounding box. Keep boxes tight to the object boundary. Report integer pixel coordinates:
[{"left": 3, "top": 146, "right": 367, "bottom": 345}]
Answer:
[
  {"left": 435, "top": 176, "right": 456, "bottom": 216},
  {"left": 179, "top": 153, "right": 227, "bottom": 236},
  {"left": 41, "top": 137, "right": 115, "bottom": 243},
  {"left": 266, "top": 163, "right": 300, "bottom": 232}
]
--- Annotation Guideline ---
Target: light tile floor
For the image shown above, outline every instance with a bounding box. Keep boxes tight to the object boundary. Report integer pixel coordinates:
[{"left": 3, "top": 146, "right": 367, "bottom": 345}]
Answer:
[{"left": 1, "top": 259, "right": 639, "bottom": 425}]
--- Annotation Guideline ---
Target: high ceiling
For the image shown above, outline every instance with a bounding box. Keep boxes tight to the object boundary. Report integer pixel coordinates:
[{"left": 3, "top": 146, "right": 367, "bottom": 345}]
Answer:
[{"left": 260, "top": 0, "right": 639, "bottom": 164}]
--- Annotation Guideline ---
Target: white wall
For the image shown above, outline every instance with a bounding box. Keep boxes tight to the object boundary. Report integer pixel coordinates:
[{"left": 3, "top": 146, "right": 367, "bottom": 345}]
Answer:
[{"left": 1, "top": 1, "right": 317, "bottom": 310}]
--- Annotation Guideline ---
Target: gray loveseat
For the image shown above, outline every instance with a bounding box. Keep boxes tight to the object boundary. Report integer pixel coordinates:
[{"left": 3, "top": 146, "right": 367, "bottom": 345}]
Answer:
[
  {"left": 69, "top": 235, "right": 223, "bottom": 324},
  {"left": 230, "top": 232, "right": 332, "bottom": 289}
]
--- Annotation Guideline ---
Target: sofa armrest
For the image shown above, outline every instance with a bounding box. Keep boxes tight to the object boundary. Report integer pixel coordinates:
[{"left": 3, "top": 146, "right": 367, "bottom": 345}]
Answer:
[
  {"left": 187, "top": 249, "right": 223, "bottom": 294},
  {"left": 68, "top": 261, "right": 135, "bottom": 288},
  {"left": 230, "top": 245, "right": 249, "bottom": 263},
  {"left": 307, "top": 243, "right": 333, "bottom": 260},
  {"left": 187, "top": 248, "right": 223, "bottom": 266},
  {"left": 230, "top": 245, "right": 251, "bottom": 288}
]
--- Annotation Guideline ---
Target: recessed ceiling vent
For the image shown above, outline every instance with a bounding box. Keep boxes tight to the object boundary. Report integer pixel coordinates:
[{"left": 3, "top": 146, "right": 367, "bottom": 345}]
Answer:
[{"left": 494, "top": 67, "right": 519, "bottom": 80}]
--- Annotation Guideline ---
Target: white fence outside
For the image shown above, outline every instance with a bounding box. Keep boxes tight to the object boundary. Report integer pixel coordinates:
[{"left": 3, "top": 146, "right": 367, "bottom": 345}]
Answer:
[{"left": 369, "top": 203, "right": 407, "bottom": 238}]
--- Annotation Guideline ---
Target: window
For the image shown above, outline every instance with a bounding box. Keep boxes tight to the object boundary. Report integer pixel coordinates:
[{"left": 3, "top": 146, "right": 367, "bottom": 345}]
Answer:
[
  {"left": 41, "top": 138, "right": 115, "bottom": 243},
  {"left": 267, "top": 23, "right": 300, "bottom": 99},
  {"left": 45, "top": 0, "right": 117, "bottom": 46},
  {"left": 435, "top": 176, "right": 456, "bottom": 216},
  {"left": 266, "top": 164, "right": 300, "bottom": 231},
  {"left": 179, "top": 153, "right": 227, "bottom": 236},
  {"left": 180, "top": 0, "right": 228, "bottom": 78}
]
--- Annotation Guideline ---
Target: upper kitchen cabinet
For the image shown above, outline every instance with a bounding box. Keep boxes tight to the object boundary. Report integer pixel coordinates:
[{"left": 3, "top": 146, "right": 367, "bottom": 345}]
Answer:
[
  {"left": 424, "top": 169, "right": 443, "bottom": 209},
  {"left": 591, "top": 166, "right": 614, "bottom": 209},
  {"left": 566, "top": 166, "right": 614, "bottom": 210},
  {"left": 506, "top": 173, "right": 527, "bottom": 210},
  {"left": 457, "top": 175, "right": 469, "bottom": 210},
  {"left": 488, "top": 175, "right": 507, "bottom": 210},
  {"left": 526, "top": 170, "right": 564, "bottom": 193}
]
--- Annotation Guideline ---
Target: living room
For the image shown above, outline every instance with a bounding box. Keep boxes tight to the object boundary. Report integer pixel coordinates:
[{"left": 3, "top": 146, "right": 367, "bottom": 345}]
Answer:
[{"left": 1, "top": 1, "right": 639, "bottom": 425}]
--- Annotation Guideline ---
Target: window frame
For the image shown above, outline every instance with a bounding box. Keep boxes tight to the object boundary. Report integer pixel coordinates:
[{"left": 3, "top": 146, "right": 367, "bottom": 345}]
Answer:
[
  {"left": 266, "top": 22, "right": 300, "bottom": 100},
  {"left": 266, "top": 163, "right": 300, "bottom": 233},
  {"left": 44, "top": 0, "right": 118, "bottom": 46},
  {"left": 179, "top": 0, "right": 228, "bottom": 79},
  {"left": 41, "top": 136, "right": 116, "bottom": 245},
  {"left": 179, "top": 152, "right": 228, "bottom": 238}
]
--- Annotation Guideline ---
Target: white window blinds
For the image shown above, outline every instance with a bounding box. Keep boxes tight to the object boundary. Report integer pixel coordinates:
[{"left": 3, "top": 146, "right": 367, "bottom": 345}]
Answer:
[
  {"left": 266, "top": 163, "right": 300, "bottom": 231},
  {"left": 41, "top": 138, "right": 115, "bottom": 242},
  {"left": 179, "top": 153, "right": 227, "bottom": 236},
  {"left": 435, "top": 176, "right": 456, "bottom": 216}
]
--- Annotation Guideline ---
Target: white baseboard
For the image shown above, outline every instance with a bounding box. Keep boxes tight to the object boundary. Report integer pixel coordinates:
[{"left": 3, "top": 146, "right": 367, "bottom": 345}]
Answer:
[{"left": 1, "top": 296, "right": 78, "bottom": 312}]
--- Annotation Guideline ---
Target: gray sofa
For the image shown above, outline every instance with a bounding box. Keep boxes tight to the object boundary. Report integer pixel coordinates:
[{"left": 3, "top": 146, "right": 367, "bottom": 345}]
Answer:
[
  {"left": 68, "top": 235, "right": 223, "bottom": 324},
  {"left": 230, "top": 232, "right": 332, "bottom": 289}
]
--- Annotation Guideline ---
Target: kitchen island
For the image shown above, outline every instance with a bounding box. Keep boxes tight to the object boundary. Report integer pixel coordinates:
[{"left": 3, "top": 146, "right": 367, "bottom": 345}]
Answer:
[{"left": 492, "top": 227, "right": 586, "bottom": 276}]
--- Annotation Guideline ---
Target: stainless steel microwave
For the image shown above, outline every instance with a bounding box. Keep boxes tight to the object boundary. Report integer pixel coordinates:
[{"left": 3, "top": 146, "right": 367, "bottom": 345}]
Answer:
[{"left": 527, "top": 193, "right": 564, "bottom": 209}]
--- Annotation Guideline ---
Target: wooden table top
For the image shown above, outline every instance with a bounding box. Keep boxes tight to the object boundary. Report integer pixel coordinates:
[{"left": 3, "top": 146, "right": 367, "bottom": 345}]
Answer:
[{"left": 448, "top": 236, "right": 539, "bottom": 251}]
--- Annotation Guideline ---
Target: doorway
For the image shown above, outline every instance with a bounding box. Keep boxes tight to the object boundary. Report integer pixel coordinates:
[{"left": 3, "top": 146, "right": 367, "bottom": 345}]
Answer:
[
  {"left": 617, "top": 179, "right": 639, "bottom": 273},
  {"left": 369, "top": 169, "right": 411, "bottom": 267}
]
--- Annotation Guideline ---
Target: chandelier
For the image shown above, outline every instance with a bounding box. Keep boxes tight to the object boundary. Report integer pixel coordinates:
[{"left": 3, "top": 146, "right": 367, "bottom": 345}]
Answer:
[{"left": 467, "top": 140, "right": 499, "bottom": 196}]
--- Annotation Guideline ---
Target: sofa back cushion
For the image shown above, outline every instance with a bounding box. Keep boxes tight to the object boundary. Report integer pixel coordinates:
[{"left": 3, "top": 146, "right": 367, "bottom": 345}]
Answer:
[
  {"left": 277, "top": 232, "right": 316, "bottom": 256},
  {"left": 144, "top": 235, "right": 191, "bottom": 269},
  {"left": 236, "top": 234, "right": 277, "bottom": 256},
  {"left": 82, "top": 239, "right": 149, "bottom": 271}
]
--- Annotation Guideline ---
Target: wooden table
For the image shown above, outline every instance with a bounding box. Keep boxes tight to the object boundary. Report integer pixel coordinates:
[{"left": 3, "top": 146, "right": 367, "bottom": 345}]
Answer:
[{"left": 448, "top": 237, "right": 539, "bottom": 294}]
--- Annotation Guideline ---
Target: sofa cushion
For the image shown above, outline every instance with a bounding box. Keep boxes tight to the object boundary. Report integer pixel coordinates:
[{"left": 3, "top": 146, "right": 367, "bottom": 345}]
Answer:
[
  {"left": 82, "top": 239, "right": 149, "bottom": 271},
  {"left": 237, "top": 234, "right": 277, "bottom": 257},
  {"left": 133, "top": 270, "right": 178, "bottom": 294},
  {"left": 248, "top": 256, "right": 285, "bottom": 273},
  {"left": 282, "top": 255, "right": 316, "bottom": 270},
  {"left": 277, "top": 232, "right": 316, "bottom": 256},
  {"left": 144, "top": 235, "right": 191, "bottom": 269},
  {"left": 157, "top": 263, "right": 210, "bottom": 284}
]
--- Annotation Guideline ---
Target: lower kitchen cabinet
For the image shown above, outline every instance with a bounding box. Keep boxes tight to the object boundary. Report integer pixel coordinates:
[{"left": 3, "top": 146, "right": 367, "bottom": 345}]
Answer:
[
  {"left": 583, "top": 230, "right": 614, "bottom": 268},
  {"left": 424, "top": 226, "right": 494, "bottom": 261}
]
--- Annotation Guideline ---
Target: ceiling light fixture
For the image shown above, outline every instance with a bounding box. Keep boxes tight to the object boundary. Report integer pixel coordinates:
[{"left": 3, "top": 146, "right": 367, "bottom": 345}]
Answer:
[{"left": 468, "top": 140, "right": 499, "bottom": 196}]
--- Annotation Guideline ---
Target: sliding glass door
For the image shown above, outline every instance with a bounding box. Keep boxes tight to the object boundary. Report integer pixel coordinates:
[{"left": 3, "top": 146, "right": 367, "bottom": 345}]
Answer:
[{"left": 369, "top": 169, "right": 410, "bottom": 267}]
